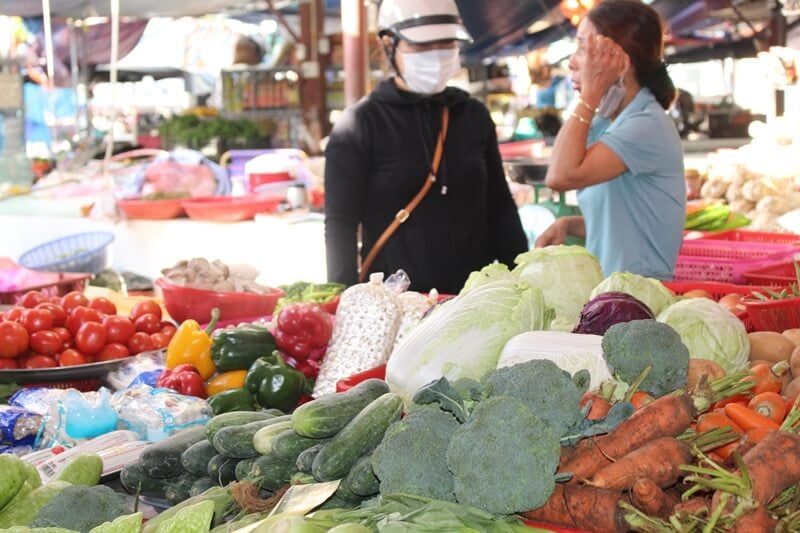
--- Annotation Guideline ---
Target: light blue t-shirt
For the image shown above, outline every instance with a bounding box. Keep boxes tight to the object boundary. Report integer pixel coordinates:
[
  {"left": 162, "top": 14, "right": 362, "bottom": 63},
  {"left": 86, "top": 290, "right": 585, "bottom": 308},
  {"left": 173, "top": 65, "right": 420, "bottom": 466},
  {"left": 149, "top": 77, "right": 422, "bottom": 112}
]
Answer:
[{"left": 578, "top": 87, "right": 686, "bottom": 280}]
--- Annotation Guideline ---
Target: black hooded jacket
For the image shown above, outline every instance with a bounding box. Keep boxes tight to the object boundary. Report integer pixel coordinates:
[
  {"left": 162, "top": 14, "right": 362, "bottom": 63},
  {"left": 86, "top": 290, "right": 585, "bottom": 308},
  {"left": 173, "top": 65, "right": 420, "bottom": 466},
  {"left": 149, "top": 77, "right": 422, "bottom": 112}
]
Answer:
[{"left": 324, "top": 78, "right": 528, "bottom": 294}]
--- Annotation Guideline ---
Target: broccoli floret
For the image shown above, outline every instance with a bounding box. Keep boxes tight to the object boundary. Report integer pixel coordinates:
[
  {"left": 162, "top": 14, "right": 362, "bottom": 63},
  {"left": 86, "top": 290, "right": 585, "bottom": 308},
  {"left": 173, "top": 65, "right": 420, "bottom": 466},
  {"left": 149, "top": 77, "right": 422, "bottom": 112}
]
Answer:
[
  {"left": 602, "top": 319, "right": 689, "bottom": 397},
  {"left": 30, "top": 485, "right": 128, "bottom": 532},
  {"left": 372, "top": 405, "right": 460, "bottom": 502},
  {"left": 451, "top": 377, "right": 481, "bottom": 403},
  {"left": 411, "top": 377, "right": 470, "bottom": 422},
  {"left": 446, "top": 395, "right": 560, "bottom": 515},
  {"left": 480, "top": 359, "right": 583, "bottom": 439}
]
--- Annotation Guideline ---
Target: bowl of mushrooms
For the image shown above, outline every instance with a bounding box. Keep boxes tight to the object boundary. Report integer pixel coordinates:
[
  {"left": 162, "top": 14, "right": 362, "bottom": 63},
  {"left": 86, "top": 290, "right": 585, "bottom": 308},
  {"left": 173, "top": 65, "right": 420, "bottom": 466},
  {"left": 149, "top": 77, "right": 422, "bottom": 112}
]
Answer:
[{"left": 156, "top": 258, "right": 283, "bottom": 323}]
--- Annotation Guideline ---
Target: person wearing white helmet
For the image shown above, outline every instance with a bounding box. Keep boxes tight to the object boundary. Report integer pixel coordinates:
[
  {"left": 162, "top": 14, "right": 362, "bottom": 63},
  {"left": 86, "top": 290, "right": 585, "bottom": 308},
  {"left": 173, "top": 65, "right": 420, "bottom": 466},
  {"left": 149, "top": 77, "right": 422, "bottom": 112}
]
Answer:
[{"left": 324, "top": 0, "right": 527, "bottom": 294}]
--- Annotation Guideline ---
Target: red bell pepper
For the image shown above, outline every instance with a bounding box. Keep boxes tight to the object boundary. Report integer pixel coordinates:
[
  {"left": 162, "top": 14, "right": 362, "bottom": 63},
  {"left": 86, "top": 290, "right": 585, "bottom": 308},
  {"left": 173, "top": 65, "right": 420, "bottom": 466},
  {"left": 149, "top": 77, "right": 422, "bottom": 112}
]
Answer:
[
  {"left": 156, "top": 363, "right": 207, "bottom": 398},
  {"left": 284, "top": 355, "right": 322, "bottom": 380},
  {"left": 274, "top": 303, "right": 333, "bottom": 362}
]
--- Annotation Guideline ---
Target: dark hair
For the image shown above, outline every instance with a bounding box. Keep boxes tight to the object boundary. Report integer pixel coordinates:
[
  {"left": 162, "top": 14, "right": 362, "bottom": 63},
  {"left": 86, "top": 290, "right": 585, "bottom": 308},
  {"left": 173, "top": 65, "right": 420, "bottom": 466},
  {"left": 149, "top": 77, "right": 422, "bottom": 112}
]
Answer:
[{"left": 587, "top": 0, "right": 676, "bottom": 109}]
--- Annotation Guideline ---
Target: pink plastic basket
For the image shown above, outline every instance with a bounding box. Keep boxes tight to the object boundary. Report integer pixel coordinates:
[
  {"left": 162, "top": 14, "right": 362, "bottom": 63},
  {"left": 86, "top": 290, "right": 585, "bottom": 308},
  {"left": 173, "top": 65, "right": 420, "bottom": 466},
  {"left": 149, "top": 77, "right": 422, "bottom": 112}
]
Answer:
[
  {"left": 674, "top": 239, "right": 800, "bottom": 283},
  {"left": 693, "top": 230, "right": 800, "bottom": 246}
]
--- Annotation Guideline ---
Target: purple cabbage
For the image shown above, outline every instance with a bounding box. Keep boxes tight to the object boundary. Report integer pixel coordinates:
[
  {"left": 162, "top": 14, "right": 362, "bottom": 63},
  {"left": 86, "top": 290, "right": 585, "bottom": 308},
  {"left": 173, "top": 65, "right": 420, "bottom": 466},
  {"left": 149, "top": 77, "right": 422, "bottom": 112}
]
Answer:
[{"left": 573, "top": 291, "right": 655, "bottom": 336}]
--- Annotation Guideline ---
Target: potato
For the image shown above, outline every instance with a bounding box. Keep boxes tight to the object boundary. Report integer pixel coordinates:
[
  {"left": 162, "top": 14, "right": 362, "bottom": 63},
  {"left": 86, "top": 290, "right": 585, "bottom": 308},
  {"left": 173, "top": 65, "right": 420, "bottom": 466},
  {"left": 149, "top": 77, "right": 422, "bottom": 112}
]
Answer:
[
  {"left": 747, "top": 331, "right": 795, "bottom": 363},
  {"left": 718, "top": 293, "right": 746, "bottom": 313},
  {"left": 687, "top": 358, "right": 726, "bottom": 390},
  {"left": 791, "top": 346, "right": 800, "bottom": 379},
  {"left": 783, "top": 376, "right": 800, "bottom": 399},
  {"left": 783, "top": 328, "right": 800, "bottom": 347},
  {"left": 683, "top": 289, "right": 713, "bottom": 299}
]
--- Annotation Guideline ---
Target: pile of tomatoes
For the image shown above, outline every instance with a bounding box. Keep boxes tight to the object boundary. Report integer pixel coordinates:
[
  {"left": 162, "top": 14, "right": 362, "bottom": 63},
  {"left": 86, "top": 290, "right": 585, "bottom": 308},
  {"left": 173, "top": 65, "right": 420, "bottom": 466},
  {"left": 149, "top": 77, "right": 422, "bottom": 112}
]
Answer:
[{"left": 0, "top": 290, "right": 176, "bottom": 369}]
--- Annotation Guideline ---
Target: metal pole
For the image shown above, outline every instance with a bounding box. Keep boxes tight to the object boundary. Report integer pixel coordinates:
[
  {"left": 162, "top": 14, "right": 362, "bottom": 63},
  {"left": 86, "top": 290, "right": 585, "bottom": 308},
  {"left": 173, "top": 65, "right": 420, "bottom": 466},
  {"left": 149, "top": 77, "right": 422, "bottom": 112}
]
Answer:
[
  {"left": 342, "top": 0, "right": 368, "bottom": 107},
  {"left": 103, "top": 0, "right": 120, "bottom": 171},
  {"left": 42, "top": 0, "right": 55, "bottom": 83}
]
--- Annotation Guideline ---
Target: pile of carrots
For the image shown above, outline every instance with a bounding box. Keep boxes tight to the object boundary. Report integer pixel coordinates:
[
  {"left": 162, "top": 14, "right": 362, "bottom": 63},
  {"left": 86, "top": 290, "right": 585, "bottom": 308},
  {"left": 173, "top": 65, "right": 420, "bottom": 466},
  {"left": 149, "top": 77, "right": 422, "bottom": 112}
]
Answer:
[{"left": 519, "top": 362, "right": 800, "bottom": 533}]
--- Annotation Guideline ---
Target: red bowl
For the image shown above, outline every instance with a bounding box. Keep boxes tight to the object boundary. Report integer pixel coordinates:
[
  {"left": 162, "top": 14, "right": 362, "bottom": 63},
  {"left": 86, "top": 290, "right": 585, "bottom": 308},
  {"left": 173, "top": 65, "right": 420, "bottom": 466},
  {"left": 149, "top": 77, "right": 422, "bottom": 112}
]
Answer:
[
  {"left": 117, "top": 198, "right": 186, "bottom": 220},
  {"left": 181, "top": 195, "right": 283, "bottom": 222},
  {"left": 155, "top": 278, "right": 283, "bottom": 323}
]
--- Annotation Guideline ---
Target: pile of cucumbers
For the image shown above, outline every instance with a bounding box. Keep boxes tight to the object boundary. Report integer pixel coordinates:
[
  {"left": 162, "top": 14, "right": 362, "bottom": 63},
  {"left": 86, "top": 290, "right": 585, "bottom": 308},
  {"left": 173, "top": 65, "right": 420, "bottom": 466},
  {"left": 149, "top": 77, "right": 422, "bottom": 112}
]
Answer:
[{"left": 120, "top": 378, "right": 401, "bottom": 508}]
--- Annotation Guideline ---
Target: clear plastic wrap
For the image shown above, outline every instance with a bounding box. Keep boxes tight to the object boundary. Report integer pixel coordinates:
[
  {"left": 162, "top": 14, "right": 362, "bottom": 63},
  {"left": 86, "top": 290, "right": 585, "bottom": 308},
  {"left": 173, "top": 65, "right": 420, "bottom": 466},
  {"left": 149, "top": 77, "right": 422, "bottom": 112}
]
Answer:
[
  {"left": 0, "top": 406, "right": 43, "bottom": 446},
  {"left": 105, "top": 350, "right": 166, "bottom": 391},
  {"left": 38, "top": 388, "right": 119, "bottom": 449},
  {"left": 111, "top": 385, "right": 212, "bottom": 442}
]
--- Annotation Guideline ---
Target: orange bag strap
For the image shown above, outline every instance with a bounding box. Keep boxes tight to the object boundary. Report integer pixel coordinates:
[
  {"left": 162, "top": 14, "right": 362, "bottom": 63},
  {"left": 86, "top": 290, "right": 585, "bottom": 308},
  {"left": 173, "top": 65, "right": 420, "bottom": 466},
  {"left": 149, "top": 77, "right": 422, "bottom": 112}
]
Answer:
[{"left": 358, "top": 107, "right": 450, "bottom": 282}]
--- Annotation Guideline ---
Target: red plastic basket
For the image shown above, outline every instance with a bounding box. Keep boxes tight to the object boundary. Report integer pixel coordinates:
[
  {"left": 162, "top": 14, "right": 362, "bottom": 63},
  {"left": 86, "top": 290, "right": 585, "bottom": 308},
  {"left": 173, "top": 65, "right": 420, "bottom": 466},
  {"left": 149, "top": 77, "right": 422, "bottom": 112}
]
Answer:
[
  {"left": 694, "top": 230, "right": 800, "bottom": 245},
  {"left": 743, "top": 296, "right": 800, "bottom": 333},
  {"left": 663, "top": 281, "right": 757, "bottom": 331},
  {"left": 742, "top": 261, "right": 798, "bottom": 287},
  {"left": 23, "top": 380, "right": 101, "bottom": 392},
  {"left": 674, "top": 239, "right": 800, "bottom": 283}
]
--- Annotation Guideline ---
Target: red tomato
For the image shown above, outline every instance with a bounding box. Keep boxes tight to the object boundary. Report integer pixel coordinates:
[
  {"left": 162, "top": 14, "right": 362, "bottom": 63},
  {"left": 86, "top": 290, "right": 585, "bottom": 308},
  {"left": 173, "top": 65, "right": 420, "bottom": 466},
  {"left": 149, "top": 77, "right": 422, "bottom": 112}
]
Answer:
[
  {"left": 29, "top": 330, "right": 62, "bottom": 356},
  {"left": 159, "top": 322, "right": 178, "bottom": 338},
  {"left": 150, "top": 332, "right": 171, "bottom": 349},
  {"left": 130, "top": 300, "right": 162, "bottom": 322},
  {"left": 88, "top": 297, "right": 117, "bottom": 316},
  {"left": 0, "top": 322, "right": 29, "bottom": 358},
  {"left": 0, "top": 358, "right": 20, "bottom": 369},
  {"left": 35, "top": 302, "right": 67, "bottom": 327},
  {"left": 51, "top": 327, "right": 72, "bottom": 349},
  {"left": 21, "top": 309, "right": 54, "bottom": 334},
  {"left": 128, "top": 332, "right": 154, "bottom": 355},
  {"left": 59, "top": 348, "right": 89, "bottom": 366},
  {"left": 103, "top": 315, "right": 135, "bottom": 344},
  {"left": 60, "top": 291, "right": 89, "bottom": 312},
  {"left": 3, "top": 308, "right": 24, "bottom": 322},
  {"left": 24, "top": 355, "right": 58, "bottom": 369},
  {"left": 96, "top": 343, "right": 130, "bottom": 361},
  {"left": 74, "top": 322, "right": 107, "bottom": 355},
  {"left": 134, "top": 313, "right": 161, "bottom": 334},
  {"left": 20, "top": 291, "right": 47, "bottom": 308},
  {"left": 66, "top": 306, "right": 102, "bottom": 335}
]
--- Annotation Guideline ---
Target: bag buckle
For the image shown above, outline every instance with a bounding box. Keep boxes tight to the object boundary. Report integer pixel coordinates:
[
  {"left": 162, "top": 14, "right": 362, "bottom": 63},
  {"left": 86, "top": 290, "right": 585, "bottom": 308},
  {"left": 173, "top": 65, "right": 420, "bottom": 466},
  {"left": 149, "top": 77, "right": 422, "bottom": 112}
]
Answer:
[{"left": 395, "top": 209, "right": 410, "bottom": 223}]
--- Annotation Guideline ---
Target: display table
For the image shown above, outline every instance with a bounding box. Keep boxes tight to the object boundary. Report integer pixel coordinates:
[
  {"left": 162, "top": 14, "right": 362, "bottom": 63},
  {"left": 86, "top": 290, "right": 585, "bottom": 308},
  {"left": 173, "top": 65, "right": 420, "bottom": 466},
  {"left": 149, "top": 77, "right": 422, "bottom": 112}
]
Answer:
[{"left": 0, "top": 211, "right": 327, "bottom": 286}]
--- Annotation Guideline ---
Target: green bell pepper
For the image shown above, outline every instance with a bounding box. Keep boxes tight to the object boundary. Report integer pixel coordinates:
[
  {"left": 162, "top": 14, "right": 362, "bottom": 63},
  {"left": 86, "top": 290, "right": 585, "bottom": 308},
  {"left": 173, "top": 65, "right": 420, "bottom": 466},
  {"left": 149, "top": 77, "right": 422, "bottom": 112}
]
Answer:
[
  {"left": 211, "top": 325, "right": 277, "bottom": 372},
  {"left": 245, "top": 352, "right": 308, "bottom": 413},
  {"left": 207, "top": 388, "right": 258, "bottom": 415}
]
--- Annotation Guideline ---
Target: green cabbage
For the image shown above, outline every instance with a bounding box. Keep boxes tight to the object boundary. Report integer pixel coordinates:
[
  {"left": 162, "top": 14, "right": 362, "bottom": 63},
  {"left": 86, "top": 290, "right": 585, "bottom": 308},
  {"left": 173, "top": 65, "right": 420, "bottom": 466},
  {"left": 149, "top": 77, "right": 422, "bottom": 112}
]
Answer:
[
  {"left": 656, "top": 298, "right": 750, "bottom": 374},
  {"left": 460, "top": 262, "right": 514, "bottom": 292},
  {"left": 513, "top": 245, "right": 604, "bottom": 331},
  {"left": 385, "top": 279, "right": 554, "bottom": 404},
  {"left": 590, "top": 272, "right": 675, "bottom": 316}
]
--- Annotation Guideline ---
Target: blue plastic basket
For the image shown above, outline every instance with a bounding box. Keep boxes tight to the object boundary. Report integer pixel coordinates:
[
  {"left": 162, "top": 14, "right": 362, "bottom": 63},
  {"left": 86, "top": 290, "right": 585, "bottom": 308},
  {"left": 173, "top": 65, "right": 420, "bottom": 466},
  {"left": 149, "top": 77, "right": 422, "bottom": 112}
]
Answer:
[{"left": 18, "top": 232, "right": 115, "bottom": 274}]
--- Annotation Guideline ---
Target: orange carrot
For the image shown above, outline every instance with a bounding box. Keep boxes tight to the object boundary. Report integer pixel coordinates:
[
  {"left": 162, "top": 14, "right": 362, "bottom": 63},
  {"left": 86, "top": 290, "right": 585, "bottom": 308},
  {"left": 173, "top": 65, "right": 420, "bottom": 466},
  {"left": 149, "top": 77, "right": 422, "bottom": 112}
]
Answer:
[
  {"left": 589, "top": 437, "right": 692, "bottom": 491},
  {"left": 629, "top": 391, "right": 654, "bottom": 409},
  {"left": 672, "top": 497, "right": 710, "bottom": 516},
  {"left": 727, "top": 504, "right": 775, "bottom": 533},
  {"left": 631, "top": 477, "right": 680, "bottom": 519},
  {"left": 559, "top": 394, "right": 695, "bottom": 481},
  {"left": 580, "top": 391, "right": 612, "bottom": 420},
  {"left": 713, "top": 439, "right": 742, "bottom": 461},
  {"left": 743, "top": 426, "right": 773, "bottom": 445},
  {"left": 745, "top": 362, "right": 790, "bottom": 396},
  {"left": 724, "top": 403, "right": 780, "bottom": 432},
  {"left": 519, "top": 484, "right": 627, "bottom": 533},
  {"left": 748, "top": 391, "right": 787, "bottom": 424},
  {"left": 696, "top": 411, "right": 742, "bottom": 434}
]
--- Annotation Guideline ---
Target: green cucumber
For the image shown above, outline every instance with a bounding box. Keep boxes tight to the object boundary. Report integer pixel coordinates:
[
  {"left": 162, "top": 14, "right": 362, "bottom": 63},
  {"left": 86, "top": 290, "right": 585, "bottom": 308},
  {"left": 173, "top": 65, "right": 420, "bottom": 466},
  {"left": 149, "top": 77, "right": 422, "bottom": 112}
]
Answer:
[
  {"left": 251, "top": 454, "right": 297, "bottom": 491},
  {"left": 252, "top": 421, "right": 295, "bottom": 455},
  {"left": 235, "top": 458, "right": 257, "bottom": 481},
  {"left": 292, "top": 379, "right": 390, "bottom": 438},
  {"left": 312, "top": 393, "right": 403, "bottom": 481},
  {"left": 343, "top": 453, "right": 379, "bottom": 497},
  {"left": 0, "top": 480, "right": 71, "bottom": 528},
  {"left": 271, "top": 430, "right": 328, "bottom": 463},
  {"left": 55, "top": 453, "right": 103, "bottom": 486},
  {"left": 206, "top": 411, "right": 278, "bottom": 441},
  {"left": 189, "top": 477, "right": 217, "bottom": 497},
  {"left": 21, "top": 463, "right": 42, "bottom": 489},
  {"left": 295, "top": 444, "right": 324, "bottom": 474},
  {"left": 120, "top": 462, "right": 172, "bottom": 499},
  {"left": 182, "top": 440, "right": 218, "bottom": 477},
  {"left": 212, "top": 416, "right": 291, "bottom": 458},
  {"left": 139, "top": 425, "right": 208, "bottom": 478},
  {"left": 164, "top": 472, "right": 200, "bottom": 505},
  {"left": 207, "top": 455, "right": 240, "bottom": 486}
]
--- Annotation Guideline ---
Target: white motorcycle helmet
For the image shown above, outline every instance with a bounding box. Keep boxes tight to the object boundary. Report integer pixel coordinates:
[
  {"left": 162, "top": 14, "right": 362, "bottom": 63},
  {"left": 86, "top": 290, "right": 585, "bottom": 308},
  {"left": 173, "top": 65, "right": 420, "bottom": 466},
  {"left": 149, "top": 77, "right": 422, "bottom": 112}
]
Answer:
[{"left": 377, "top": 0, "right": 472, "bottom": 44}]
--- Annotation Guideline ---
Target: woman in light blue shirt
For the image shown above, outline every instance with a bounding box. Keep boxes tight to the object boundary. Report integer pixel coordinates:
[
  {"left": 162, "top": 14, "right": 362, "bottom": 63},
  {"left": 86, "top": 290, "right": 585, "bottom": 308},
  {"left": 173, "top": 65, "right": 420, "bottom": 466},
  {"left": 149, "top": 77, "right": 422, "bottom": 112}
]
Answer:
[{"left": 536, "top": 0, "right": 685, "bottom": 279}]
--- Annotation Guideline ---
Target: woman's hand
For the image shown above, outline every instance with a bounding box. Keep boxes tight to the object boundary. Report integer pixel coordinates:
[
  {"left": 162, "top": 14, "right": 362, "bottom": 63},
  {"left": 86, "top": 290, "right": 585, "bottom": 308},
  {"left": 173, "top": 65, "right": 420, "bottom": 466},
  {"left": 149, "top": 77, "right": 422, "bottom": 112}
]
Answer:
[
  {"left": 580, "top": 35, "right": 629, "bottom": 107},
  {"left": 535, "top": 218, "right": 569, "bottom": 248}
]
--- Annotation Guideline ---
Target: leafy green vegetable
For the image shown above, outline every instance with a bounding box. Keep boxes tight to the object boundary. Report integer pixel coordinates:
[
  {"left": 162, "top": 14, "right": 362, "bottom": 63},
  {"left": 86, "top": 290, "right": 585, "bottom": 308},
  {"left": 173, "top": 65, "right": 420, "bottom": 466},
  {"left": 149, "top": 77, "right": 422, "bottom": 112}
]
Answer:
[
  {"left": 154, "top": 500, "right": 215, "bottom": 533},
  {"left": 657, "top": 298, "right": 749, "bottom": 374},
  {"left": 513, "top": 245, "right": 604, "bottom": 331},
  {"left": 274, "top": 281, "right": 345, "bottom": 314},
  {"left": 590, "top": 271, "right": 675, "bottom": 316},
  {"left": 89, "top": 513, "right": 143, "bottom": 533},
  {"left": 410, "top": 377, "right": 470, "bottom": 422}
]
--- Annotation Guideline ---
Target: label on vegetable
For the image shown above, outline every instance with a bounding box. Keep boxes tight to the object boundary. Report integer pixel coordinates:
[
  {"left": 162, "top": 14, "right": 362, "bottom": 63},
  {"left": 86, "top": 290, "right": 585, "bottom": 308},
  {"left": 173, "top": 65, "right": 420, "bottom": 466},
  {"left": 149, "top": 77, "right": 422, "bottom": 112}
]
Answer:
[{"left": 270, "top": 480, "right": 341, "bottom": 517}]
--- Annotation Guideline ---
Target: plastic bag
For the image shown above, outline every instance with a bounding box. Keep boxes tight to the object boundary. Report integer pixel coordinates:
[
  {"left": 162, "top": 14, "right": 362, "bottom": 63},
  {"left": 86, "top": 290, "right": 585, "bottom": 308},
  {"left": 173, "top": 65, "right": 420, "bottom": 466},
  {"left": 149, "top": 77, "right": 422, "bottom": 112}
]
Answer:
[
  {"left": 0, "top": 406, "right": 43, "bottom": 446},
  {"left": 111, "top": 385, "right": 211, "bottom": 442},
  {"left": 105, "top": 350, "right": 166, "bottom": 391}
]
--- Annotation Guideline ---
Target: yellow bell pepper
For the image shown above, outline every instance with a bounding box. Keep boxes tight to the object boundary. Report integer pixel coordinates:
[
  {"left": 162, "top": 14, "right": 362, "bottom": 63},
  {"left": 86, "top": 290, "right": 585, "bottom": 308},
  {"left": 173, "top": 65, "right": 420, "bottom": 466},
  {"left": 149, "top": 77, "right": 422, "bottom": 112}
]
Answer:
[
  {"left": 165, "top": 308, "right": 220, "bottom": 379},
  {"left": 206, "top": 370, "right": 249, "bottom": 396}
]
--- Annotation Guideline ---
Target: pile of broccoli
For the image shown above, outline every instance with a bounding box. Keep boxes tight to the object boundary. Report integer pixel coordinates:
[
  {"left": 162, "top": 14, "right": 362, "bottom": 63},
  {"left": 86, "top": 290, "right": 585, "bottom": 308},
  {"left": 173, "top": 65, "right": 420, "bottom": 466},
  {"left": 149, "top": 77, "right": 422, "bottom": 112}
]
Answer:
[
  {"left": 29, "top": 485, "right": 129, "bottom": 532},
  {"left": 602, "top": 319, "right": 690, "bottom": 397},
  {"left": 372, "top": 359, "right": 587, "bottom": 515}
]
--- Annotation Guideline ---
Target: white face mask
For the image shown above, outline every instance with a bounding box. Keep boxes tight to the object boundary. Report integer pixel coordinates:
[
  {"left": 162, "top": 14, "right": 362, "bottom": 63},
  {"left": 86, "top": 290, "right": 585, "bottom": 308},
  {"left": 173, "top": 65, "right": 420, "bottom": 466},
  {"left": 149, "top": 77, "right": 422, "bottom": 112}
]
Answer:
[
  {"left": 400, "top": 48, "right": 461, "bottom": 95},
  {"left": 597, "top": 77, "right": 626, "bottom": 118}
]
